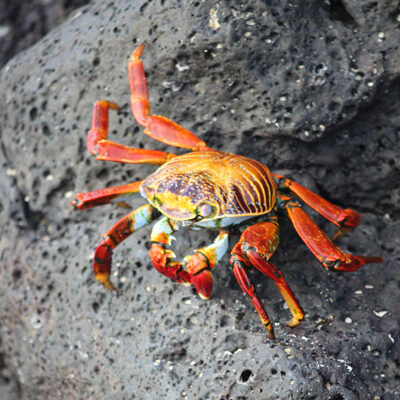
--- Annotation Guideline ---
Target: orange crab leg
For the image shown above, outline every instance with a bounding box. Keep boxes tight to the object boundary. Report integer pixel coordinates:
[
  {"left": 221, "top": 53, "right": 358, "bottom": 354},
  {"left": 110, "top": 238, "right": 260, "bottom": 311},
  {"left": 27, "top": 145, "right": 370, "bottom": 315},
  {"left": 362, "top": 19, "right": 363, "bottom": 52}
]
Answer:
[
  {"left": 280, "top": 194, "right": 383, "bottom": 272},
  {"left": 92, "top": 204, "right": 159, "bottom": 291},
  {"left": 129, "top": 44, "right": 209, "bottom": 151},
  {"left": 273, "top": 174, "right": 361, "bottom": 240},
  {"left": 71, "top": 181, "right": 143, "bottom": 210},
  {"left": 87, "top": 100, "right": 175, "bottom": 164},
  {"left": 231, "top": 218, "right": 304, "bottom": 337}
]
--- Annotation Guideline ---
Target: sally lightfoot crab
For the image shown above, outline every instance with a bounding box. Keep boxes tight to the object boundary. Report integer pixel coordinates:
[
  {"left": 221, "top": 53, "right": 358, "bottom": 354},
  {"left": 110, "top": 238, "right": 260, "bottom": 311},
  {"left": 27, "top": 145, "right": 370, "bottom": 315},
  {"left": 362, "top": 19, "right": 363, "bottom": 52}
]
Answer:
[{"left": 72, "top": 44, "right": 383, "bottom": 339}]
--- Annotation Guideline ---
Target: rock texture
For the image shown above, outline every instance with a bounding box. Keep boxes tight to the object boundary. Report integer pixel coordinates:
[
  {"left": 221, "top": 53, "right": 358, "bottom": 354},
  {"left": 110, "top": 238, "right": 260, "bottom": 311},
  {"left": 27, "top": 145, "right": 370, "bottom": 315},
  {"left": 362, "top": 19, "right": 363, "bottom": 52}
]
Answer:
[
  {"left": 0, "top": 0, "right": 91, "bottom": 69},
  {"left": 0, "top": 1, "right": 399, "bottom": 399}
]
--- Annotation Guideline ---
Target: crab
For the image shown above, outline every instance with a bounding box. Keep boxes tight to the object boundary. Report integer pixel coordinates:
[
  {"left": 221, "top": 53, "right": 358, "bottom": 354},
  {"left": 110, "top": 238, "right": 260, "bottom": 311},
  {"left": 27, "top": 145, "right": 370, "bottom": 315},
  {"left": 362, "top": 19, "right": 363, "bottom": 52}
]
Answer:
[{"left": 72, "top": 44, "right": 383, "bottom": 339}]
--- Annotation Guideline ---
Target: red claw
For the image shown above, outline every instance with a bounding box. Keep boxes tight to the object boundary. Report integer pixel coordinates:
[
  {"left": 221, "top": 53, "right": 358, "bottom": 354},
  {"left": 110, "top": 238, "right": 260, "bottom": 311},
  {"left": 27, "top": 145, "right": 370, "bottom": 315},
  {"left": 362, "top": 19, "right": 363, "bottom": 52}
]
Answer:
[
  {"left": 191, "top": 270, "right": 213, "bottom": 300},
  {"left": 185, "top": 253, "right": 210, "bottom": 275},
  {"left": 93, "top": 240, "right": 116, "bottom": 291},
  {"left": 185, "top": 253, "right": 214, "bottom": 299},
  {"left": 149, "top": 244, "right": 191, "bottom": 284}
]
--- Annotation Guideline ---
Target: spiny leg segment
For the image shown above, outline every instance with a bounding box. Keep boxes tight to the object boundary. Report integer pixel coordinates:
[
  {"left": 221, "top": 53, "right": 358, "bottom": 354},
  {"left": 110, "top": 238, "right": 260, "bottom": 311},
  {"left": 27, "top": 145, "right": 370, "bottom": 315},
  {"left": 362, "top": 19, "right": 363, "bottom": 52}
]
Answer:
[{"left": 150, "top": 216, "right": 229, "bottom": 299}]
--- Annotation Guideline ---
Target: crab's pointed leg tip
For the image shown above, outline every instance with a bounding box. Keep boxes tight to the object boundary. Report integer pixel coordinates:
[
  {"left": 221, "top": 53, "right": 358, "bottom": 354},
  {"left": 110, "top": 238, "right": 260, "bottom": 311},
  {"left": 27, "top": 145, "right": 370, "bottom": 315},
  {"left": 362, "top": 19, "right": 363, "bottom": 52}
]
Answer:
[
  {"left": 131, "top": 43, "right": 145, "bottom": 59},
  {"left": 102, "top": 279, "right": 117, "bottom": 292},
  {"left": 264, "top": 322, "right": 275, "bottom": 340},
  {"left": 71, "top": 197, "right": 82, "bottom": 209},
  {"left": 106, "top": 101, "right": 121, "bottom": 112},
  {"left": 286, "top": 316, "right": 304, "bottom": 328},
  {"left": 268, "top": 330, "right": 276, "bottom": 340},
  {"left": 332, "top": 231, "right": 343, "bottom": 241}
]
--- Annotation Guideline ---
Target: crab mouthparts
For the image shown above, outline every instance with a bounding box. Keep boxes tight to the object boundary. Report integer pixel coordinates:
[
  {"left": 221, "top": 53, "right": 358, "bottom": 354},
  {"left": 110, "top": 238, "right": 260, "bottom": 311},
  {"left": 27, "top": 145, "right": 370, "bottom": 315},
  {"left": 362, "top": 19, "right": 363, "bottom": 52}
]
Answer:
[{"left": 158, "top": 204, "right": 196, "bottom": 220}]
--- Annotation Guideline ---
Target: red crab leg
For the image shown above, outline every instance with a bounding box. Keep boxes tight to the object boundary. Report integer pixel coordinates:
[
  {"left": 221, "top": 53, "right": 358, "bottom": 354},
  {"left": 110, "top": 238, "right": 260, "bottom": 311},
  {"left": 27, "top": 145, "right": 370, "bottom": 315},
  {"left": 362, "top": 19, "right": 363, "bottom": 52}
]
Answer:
[
  {"left": 93, "top": 204, "right": 159, "bottom": 290},
  {"left": 280, "top": 194, "right": 383, "bottom": 272},
  {"left": 129, "top": 44, "right": 209, "bottom": 151},
  {"left": 230, "top": 218, "right": 304, "bottom": 338},
  {"left": 232, "top": 258, "right": 275, "bottom": 339},
  {"left": 71, "top": 181, "right": 142, "bottom": 210},
  {"left": 87, "top": 100, "right": 175, "bottom": 164},
  {"left": 246, "top": 253, "right": 304, "bottom": 328},
  {"left": 149, "top": 217, "right": 229, "bottom": 299},
  {"left": 273, "top": 174, "right": 361, "bottom": 240}
]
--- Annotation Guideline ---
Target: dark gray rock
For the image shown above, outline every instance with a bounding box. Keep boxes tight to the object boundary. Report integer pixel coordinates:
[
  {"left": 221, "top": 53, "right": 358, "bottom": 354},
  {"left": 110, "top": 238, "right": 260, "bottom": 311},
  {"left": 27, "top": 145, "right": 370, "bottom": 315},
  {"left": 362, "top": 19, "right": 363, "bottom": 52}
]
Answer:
[
  {"left": 0, "top": 0, "right": 399, "bottom": 399},
  {"left": 0, "top": 0, "right": 91, "bottom": 69}
]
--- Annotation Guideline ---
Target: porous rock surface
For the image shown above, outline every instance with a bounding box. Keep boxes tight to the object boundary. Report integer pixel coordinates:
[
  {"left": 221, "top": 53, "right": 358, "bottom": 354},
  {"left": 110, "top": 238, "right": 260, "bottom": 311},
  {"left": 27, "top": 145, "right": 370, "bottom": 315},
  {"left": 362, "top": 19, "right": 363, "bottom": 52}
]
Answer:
[
  {"left": 0, "top": 1, "right": 399, "bottom": 399},
  {"left": 0, "top": 0, "right": 91, "bottom": 69}
]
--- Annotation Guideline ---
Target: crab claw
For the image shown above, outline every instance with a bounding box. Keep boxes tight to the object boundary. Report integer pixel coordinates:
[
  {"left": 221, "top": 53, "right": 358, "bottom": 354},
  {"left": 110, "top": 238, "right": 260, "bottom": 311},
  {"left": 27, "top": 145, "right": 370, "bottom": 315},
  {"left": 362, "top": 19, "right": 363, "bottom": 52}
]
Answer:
[
  {"left": 149, "top": 244, "right": 191, "bottom": 284},
  {"left": 191, "top": 270, "right": 213, "bottom": 300},
  {"left": 185, "top": 253, "right": 214, "bottom": 299},
  {"left": 149, "top": 244, "right": 176, "bottom": 270},
  {"left": 93, "top": 240, "right": 117, "bottom": 291}
]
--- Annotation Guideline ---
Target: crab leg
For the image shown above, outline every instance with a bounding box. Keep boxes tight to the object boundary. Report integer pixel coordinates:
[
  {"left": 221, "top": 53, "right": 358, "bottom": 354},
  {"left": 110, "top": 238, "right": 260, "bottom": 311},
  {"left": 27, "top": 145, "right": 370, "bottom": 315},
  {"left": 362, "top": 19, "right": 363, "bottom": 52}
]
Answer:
[
  {"left": 231, "top": 218, "right": 304, "bottom": 338},
  {"left": 280, "top": 194, "right": 383, "bottom": 272},
  {"left": 149, "top": 217, "right": 229, "bottom": 298},
  {"left": 72, "top": 181, "right": 143, "bottom": 210},
  {"left": 87, "top": 100, "right": 175, "bottom": 164},
  {"left": 129, "top": 44, "right": 209, "bottom": 151},
  {"left": 92, "top": 204, "right": 159, "bottom": 290},
  {"left": 231, "top": 260, "right": 275, "bottom": 339},
  {"left": 273, "top": 174, "right": 361, "bottom": 240}
]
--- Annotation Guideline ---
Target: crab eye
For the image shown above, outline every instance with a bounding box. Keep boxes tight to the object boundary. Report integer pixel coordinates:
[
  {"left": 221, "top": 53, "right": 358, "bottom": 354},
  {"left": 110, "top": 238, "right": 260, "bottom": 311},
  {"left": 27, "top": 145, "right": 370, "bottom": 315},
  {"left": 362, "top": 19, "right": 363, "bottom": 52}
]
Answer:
[{"left": 198, "top": 203, "right": 212, "bottom": 218}]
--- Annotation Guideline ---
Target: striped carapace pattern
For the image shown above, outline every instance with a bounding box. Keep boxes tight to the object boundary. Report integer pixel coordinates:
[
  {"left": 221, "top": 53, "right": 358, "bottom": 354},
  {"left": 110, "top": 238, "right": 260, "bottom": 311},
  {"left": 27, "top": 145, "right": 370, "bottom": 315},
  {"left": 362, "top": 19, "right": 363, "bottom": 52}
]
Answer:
[{"left": 141, "top": 150, "right": 277, "bottom": 218}]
